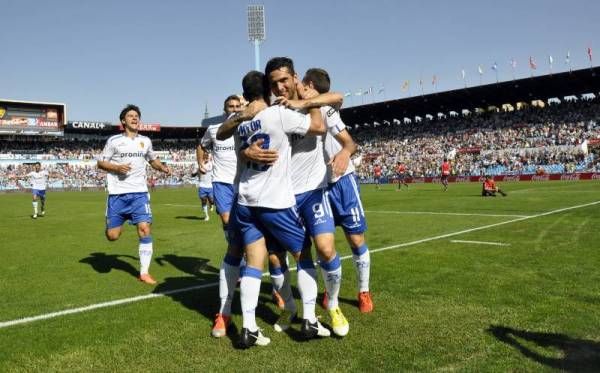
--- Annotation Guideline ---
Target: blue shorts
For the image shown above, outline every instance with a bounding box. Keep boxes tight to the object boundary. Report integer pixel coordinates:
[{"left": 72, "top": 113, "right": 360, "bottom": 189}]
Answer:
[
  {"left": 234, "top": 204, "right": 309, "bottom": 254},
  {"left": 213, "top": 182, "right": 234, "bottom": 215},
  {"left": 295, "top": 188, "right": 335, "bottom": 237},
  {"left": 198, "top": 187, "right": 213, "bottom": 200},
  {"left": 105, "top": 192, "right": 152, "bottom": 229},
  {"left": 32, "top": 189, "right": 46, "bottom": 198},
  {"left": 327, "top": 173, "right": 367, "bottom": 234}
]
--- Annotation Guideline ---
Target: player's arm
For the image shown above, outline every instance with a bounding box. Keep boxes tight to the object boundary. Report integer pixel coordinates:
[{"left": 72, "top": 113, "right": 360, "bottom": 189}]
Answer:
[
  {"left": 149, "top": 159, "right": 171, "bottom": 175},
  {"left": 196, "top": 145, "right": 208, "bottom": 173},
  {"left": 97, "top": 160, "right": 131, "bottom": 175},
  {"left": 275, "top": 89, "right": 344, "bottom": 110},
  {"left": 216, "top": 100, "right": 267, "bottom": 141},
  {"left": 306, "top": 108, "right": 326, "bottom": 135},
  {"left": 330, "top": 129, "right": 358, "bottom": 176}
]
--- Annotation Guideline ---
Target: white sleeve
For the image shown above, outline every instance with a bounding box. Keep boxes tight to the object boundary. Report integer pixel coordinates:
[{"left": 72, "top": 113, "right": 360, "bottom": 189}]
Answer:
[
  {"left": 145, "top": 140, "right": 157, "bottom": 162},
  {"left": 200, "top": 128, "right": 213, "bottom": 150},
  {"left": 280, "top": 107, "right": 310, "bottom": 136},
  {"left": 323, "top": 106, "right": 345, "bottom": 136},
  {"left": 101, "top": 140, "right": 115, "bottom": 161}
]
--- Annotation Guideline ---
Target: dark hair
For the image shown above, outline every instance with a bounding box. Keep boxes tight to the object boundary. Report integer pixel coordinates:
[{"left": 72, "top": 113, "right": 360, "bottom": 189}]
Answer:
[
  {"left": 265, "top": 57, "right": 295, "bottom": 77},
  {"left": 35, "top": 162, "right": 41, "bottom": 166},
  {"left": 303, "top": 68, "right": 331, "bottom": 94},
  {"left": 443, "top": 158, "right": 448, "bottom": 162},
  {"left": 119, "top": 104, "right": 141, "bottom": 122},
  {"left": 223, "top": 95, "right": 241, "bottom": 111},
  {"left": 242, "top": 71, "right": 269, "bottom": 102}
]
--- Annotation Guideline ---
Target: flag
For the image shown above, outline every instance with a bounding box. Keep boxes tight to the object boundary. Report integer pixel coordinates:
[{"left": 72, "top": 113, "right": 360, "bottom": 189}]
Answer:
[
  {"left": 383, "top": 119, "right": 391, "bottom": 126},
  {"left": 344, "top": 92, "right": 352, "bottom": 97},
  {"left": 565, "top": 51, "right": 570, "bottom": 64},
  {"left": 392, "top": 118, "right": 401, "bottom": 125},
  {"left": 510, "top": 58, "right": 517, "bottom": 69},
  {"left": 419, "top": 78, "right": 423, "bottom": 87},
  {"left": 373, "top": 121, "right": 381, "bottom": 127},
  {"left": 401, "top": 80, "right": 410, "bottom": 91},
  {"left": 432, "top": 75, "right": 437, "bottom": 85},
  {"left": 491, "top": 62, "right": 498, "bottom": 71},
  {"left": 478, "top": 65, "right": 483, "bottom": 75},
  {"left": 529, "top": 56, "right": 537, "bottom": 69},
  {"left": 548, "top": 55, "right": 553, "bottom": 65},
  {"left": 378, "top": 85, "right": 385, "bottom": 94},
  {"left": 588, "top": 46, "right": 593, "bottom": 62},
  {"left": 461, "top": 68, "right": 466, "bottom": 80},
  {"left": 363, "top": 88, "right": 370, "bottom": 95},
  {"left": 355, "top": 89, "right": 363, "bottom": 96}
]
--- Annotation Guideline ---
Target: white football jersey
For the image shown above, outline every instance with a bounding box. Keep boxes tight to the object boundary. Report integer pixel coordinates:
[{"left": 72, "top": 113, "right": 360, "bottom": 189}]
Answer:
[
  {"left": 198, "top": 160, "right": 213, "bottom": 188},
  {"left": 322, "top": 106, "right": 355, "bottom": 183},
  {"left": 290, "top": 107, "right": 327, "bottom": 194},
  {"left": 28, "top": 170, "right": 49, "bottom": 190},
  {"left": 237, "top": 105, "right": 310, "bottom": 209},
  {"left": 101, "top": 134, "right": 157, "bottom": 195},
  {"left": 201, "top": 118, "right": 237, "bottom": 184}
]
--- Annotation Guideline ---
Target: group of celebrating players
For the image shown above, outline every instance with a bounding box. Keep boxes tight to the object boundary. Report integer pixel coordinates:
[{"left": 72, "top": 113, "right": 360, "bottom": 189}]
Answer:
[{"left": 96, "top": 57, "right": 373, "bottom": 348}]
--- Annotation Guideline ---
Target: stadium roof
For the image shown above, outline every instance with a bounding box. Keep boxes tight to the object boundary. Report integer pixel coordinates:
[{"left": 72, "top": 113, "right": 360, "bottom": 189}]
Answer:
[{"left": 340, "top": 67, "right": 600, "bottom": 125}]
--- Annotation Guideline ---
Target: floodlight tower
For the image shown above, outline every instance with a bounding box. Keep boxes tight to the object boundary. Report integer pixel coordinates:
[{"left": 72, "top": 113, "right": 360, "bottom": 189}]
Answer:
[{"left": 247, "top": 5, "right": 265, "bottom": 71}]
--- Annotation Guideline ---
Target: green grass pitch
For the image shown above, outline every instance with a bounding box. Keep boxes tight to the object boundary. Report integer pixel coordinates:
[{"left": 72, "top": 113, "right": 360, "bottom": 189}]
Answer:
[{"left": 0, "top": 181, "right": 599, "bottom": 371}]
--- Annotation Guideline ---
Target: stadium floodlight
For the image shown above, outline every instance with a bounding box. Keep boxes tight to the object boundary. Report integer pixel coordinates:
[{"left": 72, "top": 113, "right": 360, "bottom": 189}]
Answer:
[{"left": 247, "top": 4, "right": 266, "bottom": 71}]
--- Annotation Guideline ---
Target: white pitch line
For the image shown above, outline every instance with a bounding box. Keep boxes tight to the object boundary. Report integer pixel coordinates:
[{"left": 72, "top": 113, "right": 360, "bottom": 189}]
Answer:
[
  {"left": 450, "top": 240, "right": 510, "bottom": 246},
  {"left": 365, "top": 210, "right": 530, "bottom": 218},
  {"left": 162, "top": 203, "right": 197, "bottom": 207},
  {"left": 1, "top": 200, "right": 598, "bottom": 330}
]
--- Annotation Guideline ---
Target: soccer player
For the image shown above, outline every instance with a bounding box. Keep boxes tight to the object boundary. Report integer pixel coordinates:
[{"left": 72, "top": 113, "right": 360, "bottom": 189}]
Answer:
[
  {"left": 26, "top": 162, "right": 49, "bottom": 218},
  {"left": 373, "top": 164, "right": 382, "bottom": 190},
  {"left": 196, "top": 153, "right": 214, "bottom": 221},
  {"left": 396, "top": 161, "right": 408, "bottom": 190},
  {"left": 441, "top": 158, "right": 451, "bottom": 191},
  {"left": 97, "top": 104, "right": 171, "bottom": 285},
  {"left": 302, "top": 68, "right": 374, "bottom": 313},
  {"left": 196, "top": 95, "right": 243, "bottom": 338},
  {"left": 217, "top": 69, "right": 329, "bottom": 348},
  {"left": 482, "top": 176, "right": 507, "bottom": 197},
  {"left": 259, "top": 59, "right": 349, "bottom": 337}
]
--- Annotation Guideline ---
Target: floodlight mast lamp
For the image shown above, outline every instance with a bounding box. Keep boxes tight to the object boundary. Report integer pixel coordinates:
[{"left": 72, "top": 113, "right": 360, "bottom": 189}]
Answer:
[{"left": 247, "top": 5, "right": 265, "bottom": 71}]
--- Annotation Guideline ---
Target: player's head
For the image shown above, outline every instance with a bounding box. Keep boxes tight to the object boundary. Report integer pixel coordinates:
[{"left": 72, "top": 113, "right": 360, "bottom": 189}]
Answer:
[
  {"left": 443, "top": 158, "right": 448, "bottom": 162},
  {"left": 119, "top": 104, "right": 141, "bottom": 132},
  {"left": 223, "top": 95, "right": 242, "bottom": 115},
  {"left": 265, "top": 57, "right": 299, "bottom": 100},
  {"left": 242, "top": 71, "right": 269, "bottom": 104},
  {"left": 485, "top": 175, "right": 492, "bottom": 180},
  {"left": 34, "top": 162, "right": 41, "bottom": 171},
  {"left": 302, "top": 68, "right": 331, "bottom": 94}
]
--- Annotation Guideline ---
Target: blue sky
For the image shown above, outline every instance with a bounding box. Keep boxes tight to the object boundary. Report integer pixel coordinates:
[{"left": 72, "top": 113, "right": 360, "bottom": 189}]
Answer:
[{"left": 1, "top": 0, "right": 598, "bottom": 124}]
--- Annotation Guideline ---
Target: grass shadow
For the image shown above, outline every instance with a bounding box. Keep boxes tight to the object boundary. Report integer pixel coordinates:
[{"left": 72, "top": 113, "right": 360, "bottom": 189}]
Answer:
[
  {"left": 175, "top": 215, "right": 205, "bottom": 220},
  {"left": 487, "top": 325, "right": 600, "bottom": 372},
  {"left": 79, "top": 252, "right": 139, "bottom": 278}
]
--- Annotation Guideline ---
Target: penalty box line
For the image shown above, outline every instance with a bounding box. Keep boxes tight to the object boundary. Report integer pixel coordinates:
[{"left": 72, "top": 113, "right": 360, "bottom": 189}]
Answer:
[{"left": 1, "top": 200, "right": 598, "bottom": 330}]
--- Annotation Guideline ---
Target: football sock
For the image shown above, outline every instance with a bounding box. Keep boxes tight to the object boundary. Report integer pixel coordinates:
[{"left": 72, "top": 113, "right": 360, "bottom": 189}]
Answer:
[
  {"left": 352, "top": 244, "right": 371, "bottom": 292},
  {"left": 219, "top": 253, "right": 242, "bottom": 315},
  {"left": 297, "top": 260, "right": 318, "bottom": 323},
  {"left": 240, "top": 266, "right": 262, "bottom": 331},
  {"left": 32, "top": 201, "right": 38, "bottom": 215},
  {"left": 202, "top": 202, "right": 208, "bottom": 216},
  {"left": 139, "top": 236, "right": 153, "bottom": 275},
  {"left": 319, "top": 254, "right": 342, "bottom": 309},
  {"left": 270, "top": 262, "right": 295, "bottom": 312}
]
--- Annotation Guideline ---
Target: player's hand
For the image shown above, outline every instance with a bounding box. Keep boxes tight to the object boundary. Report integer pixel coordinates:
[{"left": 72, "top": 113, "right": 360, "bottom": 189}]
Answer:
[
  {"left": 162, "top": 166, "right": 172, "bottom": 175},
  {"left": 242, "top": 139, "right": 278, "bottom": 165},
  {"left": 329, "top": 149, "right": 351, "bottom": 177},
  {"left": 115, "top": 163, "right": 132, "bottom": 174},
  {"left": 298, "top": 85, "right": 318, "bottom": 100},
  {"left": 273, "top": 96, "right": 304, "bottom": 110},
  {"left": 241, "top": 100, "right": 267, "bottom": 120},
  {"left": 198, "top": 164, "right": 207, "bottom": 174}
]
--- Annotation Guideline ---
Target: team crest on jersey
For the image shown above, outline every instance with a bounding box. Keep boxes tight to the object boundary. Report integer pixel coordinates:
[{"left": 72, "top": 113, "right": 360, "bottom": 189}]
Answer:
[{"left": 139, "top": 141, "right": 144, "bottom": 149}]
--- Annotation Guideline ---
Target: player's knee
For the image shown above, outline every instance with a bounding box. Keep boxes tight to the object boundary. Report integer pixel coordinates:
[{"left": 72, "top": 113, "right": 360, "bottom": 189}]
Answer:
[
  {"left": 105, "top": 230, "right": 120, "bottom": 241},
  {"left": 347, "top": 233, "right": 365, "bottom": 249},
  {"left": 137, "top": 225, "right": 151, "bottom": 237}
]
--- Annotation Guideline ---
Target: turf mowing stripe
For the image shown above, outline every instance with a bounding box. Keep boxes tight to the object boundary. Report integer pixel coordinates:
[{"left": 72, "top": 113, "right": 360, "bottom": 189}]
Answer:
[
  {"left": 450, "top": 240, "right": 510, "bottom": 246},
  {"left": 1, "top": 199, "right": 598, "bottom": 330},
  {"left": 365, "top": 210, "right": 530, "bottom": 218}
]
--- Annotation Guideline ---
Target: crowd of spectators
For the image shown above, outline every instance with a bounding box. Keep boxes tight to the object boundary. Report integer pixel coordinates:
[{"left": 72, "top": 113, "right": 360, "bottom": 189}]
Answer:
[
  {"left": 1, "top": 99, "right": 600, "bottom": 190},
  {"left": 352, "top": 99, "right": 600, "bottom": 178}
]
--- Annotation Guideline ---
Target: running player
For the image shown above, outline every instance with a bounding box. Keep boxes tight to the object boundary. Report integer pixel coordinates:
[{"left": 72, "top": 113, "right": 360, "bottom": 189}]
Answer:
[
  {"left": 396, "top": 161, "right": 408, "bottom": 190},
  {"left": 97, "top": 104, "right": 171, "bottom": 285},
  {"left": 196, "top": 153, "right": 214, "bottom": 220},
  {"left": 217, "top": 70, "right": 330, "bottom": 348},
  {"left": 302, "top": 68, "right": 374, "bottom": 313},
  {"left": 441, "top": 158, "right": 451, "bottom": 191},
  {"left": 373, "top": 164, "right": 382, "bottom": 190},
  {"left": 26, "top": 162, "right": 49, "bottom": 218},
  {"left": 196, "top": 95, "right": 243, "bottom": 338}
]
